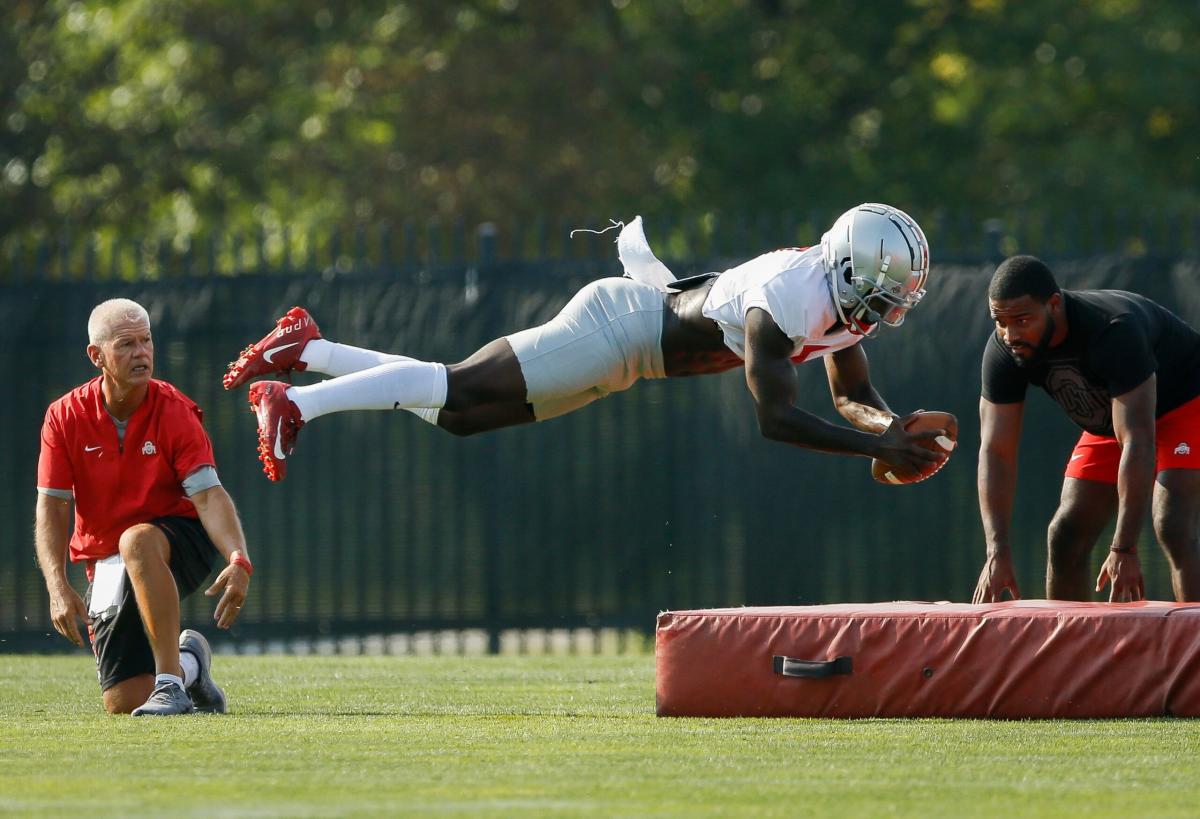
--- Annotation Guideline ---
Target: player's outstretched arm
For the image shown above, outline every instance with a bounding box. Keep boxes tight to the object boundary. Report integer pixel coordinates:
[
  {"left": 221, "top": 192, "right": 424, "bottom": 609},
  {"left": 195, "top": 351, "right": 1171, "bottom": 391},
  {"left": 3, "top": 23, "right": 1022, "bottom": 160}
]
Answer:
[
  {"left": 974, "top": 398, "right": 1024, "bottom": 603},
  {"left": 743, "top": 308, "right": 941, "bottom": 467}
]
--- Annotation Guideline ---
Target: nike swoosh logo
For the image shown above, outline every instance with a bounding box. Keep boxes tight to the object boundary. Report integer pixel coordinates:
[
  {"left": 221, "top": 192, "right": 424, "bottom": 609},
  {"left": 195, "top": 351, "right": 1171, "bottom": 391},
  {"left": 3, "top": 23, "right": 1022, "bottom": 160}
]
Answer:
[
  {"left": 273, "top": 419, "right": 287, "bottom": 461},
  {"left": 1070, "top": 453, "right": 1086, "bottom": 461},
  {"left": 84, "top": 445, "right": 102, "bottom": 452},
  {"left": 263, "top": 342, "right": 299, "bottom": 364}
]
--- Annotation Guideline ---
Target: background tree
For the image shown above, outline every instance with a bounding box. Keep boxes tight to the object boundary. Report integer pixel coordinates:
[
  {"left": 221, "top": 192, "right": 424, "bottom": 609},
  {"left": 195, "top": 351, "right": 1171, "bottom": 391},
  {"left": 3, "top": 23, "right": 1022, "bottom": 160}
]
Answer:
[{"left": 2, "top": 0, "right": 1196, "bottom": 270}]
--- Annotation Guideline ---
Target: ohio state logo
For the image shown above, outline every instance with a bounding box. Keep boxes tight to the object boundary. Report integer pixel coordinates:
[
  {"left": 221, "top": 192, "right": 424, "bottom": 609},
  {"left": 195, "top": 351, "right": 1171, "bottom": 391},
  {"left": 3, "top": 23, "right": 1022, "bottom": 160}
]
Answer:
[{"left": 1044, "top": 363, "right": 1110, "bottom": 433}]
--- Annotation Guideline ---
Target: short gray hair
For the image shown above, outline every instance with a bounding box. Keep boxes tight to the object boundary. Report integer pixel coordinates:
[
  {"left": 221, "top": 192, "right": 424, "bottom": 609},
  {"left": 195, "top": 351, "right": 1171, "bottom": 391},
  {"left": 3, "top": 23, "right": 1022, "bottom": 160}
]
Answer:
[{"left": 87, "top": 298, "right": 151, "bottom": 345}]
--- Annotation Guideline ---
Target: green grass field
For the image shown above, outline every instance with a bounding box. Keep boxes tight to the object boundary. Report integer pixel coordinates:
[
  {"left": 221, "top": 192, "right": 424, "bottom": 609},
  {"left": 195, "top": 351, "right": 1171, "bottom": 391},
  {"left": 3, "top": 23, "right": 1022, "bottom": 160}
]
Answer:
[{"left": 1, "top": 654, "right": 1198, "bottom": 818}]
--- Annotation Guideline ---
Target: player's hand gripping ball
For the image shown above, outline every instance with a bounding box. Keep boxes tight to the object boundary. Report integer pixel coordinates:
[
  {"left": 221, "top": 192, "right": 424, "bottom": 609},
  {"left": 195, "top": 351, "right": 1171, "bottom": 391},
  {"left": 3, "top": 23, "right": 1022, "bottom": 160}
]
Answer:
[{"left": 871, "top": 411, "right": 958, "bottom": 485}]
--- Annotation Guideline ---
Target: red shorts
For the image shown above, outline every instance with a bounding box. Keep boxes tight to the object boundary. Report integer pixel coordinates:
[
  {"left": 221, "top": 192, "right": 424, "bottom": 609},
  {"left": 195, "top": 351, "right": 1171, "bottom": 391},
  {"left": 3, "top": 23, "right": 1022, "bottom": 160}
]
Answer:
[{"left": 1065, "top": 394, "right": 1200, "bottom": 483}]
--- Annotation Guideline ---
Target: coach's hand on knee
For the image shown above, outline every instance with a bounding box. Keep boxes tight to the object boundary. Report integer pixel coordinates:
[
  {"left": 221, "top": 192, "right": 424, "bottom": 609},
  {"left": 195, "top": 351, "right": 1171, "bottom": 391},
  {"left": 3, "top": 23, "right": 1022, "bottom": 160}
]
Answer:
[{"left": 49, "top": 582, "right": 88, "bottom": 647}]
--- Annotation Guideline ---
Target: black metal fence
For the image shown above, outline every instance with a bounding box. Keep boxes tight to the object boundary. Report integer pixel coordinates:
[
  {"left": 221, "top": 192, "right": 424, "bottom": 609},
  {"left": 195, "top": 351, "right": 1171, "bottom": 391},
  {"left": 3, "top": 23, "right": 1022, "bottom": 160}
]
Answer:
[
  {"left": 4, "top": 206, "right": 1199, "bottom": 283},
  {"left": 3, "top": 213, "right": 1198, "bottom": 653}
]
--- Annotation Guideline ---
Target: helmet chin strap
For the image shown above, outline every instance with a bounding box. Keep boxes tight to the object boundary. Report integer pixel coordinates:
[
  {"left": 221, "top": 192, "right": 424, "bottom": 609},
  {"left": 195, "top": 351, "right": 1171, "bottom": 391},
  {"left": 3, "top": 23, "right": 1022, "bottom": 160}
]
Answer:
[
  {"left": 828, "top": 277, "right": 880, "bottom": 337},
  {"left": 832, "top": 296, "right": 875, "bottom": 336},
  {"left": 847, "top": 309, "right": 879, "bottom": 337}
]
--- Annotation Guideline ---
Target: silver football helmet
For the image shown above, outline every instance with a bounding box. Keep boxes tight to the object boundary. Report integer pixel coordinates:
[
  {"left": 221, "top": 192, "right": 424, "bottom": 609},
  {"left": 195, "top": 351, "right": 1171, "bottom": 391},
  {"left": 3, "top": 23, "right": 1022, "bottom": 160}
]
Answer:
[{"left": 821, "top": 203, "right": 930, "bottom": 337}]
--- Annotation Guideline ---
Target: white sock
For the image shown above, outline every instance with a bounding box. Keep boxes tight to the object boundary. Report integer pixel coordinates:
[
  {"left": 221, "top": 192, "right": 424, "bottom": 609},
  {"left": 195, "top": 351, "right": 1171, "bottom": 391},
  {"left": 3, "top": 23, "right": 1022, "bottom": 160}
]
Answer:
[
  {"left": 155, "top": 672, "right": 185, "bottom": 690},
  {"left": 180, "top": 650, "right": 200, "bottom": 688},
  {"left": 300, "top": 339, "right": 416, "bottom": 377},
  {"left": 299, "top": 340, "right": 440, "bottom": 426},
  {"left": 288, "top": 361, "right": 448, "bottom": 423}
]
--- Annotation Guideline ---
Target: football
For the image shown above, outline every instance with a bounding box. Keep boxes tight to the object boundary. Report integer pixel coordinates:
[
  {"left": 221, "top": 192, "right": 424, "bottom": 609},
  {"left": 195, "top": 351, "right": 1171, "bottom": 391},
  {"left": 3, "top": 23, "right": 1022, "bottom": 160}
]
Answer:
[{"left": 871, "top": 411, "right": 958, "bottom": 485}]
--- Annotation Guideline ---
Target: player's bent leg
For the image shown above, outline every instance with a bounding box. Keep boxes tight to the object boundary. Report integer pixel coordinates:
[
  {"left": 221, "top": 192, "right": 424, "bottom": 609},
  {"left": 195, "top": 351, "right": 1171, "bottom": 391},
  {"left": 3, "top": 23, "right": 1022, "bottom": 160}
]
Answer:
[
  {"left": 225, "top": 306, "right": 446, "bottom": 431},
  {"left": 118, "top": 524, "right": 183, "bottom": 679},
  {"left": 102, "top": 674, "right": 154, "bottom": 715},
  {"left": 1152, "top": 470, "right": 1200, "bottom": 601},
  {"left": 1046, "top": 477, "right": 1117, "bottom": 600},
  {"left": 246, "top": 334, "right": 520, "bottom": 471},
  {"left": 245, "top": 342, "right": 513, "bottom": 476},
  {"left": 241, "top": 279, "right": 663, "bottom": 476}
]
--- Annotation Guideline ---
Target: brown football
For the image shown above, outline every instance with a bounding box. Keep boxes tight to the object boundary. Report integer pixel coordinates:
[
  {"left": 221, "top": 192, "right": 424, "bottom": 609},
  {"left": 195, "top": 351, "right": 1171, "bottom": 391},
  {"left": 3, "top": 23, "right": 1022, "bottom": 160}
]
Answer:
[{"left": 870, "top": 411, "right": 958, "bottom": 485}]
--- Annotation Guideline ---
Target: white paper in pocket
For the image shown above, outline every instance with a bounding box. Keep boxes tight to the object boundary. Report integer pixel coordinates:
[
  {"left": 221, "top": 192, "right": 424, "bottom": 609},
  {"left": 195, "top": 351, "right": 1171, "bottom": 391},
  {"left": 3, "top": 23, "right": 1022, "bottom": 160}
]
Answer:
[{"left": 88, "top": 554, "right": 127, "bottom": 621}]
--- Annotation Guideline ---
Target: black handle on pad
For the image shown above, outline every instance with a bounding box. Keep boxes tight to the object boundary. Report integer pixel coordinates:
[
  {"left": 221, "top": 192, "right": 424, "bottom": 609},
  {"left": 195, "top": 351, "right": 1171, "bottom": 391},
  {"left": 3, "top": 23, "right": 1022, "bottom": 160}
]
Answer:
[{"left": 772, "top": 655, "right": 853, "bottom": 678}]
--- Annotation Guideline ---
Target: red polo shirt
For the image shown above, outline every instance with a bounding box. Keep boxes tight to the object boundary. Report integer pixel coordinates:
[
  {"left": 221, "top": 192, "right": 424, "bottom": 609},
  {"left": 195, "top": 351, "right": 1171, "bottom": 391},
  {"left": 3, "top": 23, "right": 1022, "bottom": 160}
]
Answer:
[{"left": 37, "top": 377, "right": 216, "bottom": 563}]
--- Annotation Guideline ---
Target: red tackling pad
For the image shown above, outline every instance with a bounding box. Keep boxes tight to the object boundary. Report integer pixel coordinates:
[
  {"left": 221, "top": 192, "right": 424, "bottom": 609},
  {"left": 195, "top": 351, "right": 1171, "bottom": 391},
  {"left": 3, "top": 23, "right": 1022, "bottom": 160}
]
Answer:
[{"left": 655, "top": 601, "right": 1200, "bottom": 718}]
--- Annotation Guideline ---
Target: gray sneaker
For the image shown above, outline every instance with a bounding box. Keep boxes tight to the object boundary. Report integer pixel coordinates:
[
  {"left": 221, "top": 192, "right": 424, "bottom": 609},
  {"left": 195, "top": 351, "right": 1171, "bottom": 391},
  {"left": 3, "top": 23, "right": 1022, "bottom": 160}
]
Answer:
[
  {"left": 180, "top": 629, "right": 227, "bottom": 714},
  {"left": 131, "top": 681, "right": 195, "bottom": 716}
]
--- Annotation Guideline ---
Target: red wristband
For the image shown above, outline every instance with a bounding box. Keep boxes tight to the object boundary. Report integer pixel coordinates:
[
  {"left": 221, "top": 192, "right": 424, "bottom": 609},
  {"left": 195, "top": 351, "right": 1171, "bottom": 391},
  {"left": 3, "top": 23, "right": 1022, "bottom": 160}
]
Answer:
[
  {"left": 230, "top": 550, "right": 254, "bottom": 576},
  {"left": 1109, "top": 545, "right": 1137, "bottom": 555}
]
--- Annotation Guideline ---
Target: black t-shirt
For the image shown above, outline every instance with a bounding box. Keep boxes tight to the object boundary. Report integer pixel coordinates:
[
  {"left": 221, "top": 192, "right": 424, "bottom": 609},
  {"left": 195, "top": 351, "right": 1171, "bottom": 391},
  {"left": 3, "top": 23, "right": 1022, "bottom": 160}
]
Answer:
[{"left": 981, "top": 290, "right": 1200, "bottom": 436}]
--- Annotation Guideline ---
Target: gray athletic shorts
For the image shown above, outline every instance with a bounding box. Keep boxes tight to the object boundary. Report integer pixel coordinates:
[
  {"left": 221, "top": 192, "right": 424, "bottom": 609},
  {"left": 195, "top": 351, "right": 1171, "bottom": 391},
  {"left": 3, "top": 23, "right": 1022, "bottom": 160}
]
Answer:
[{"left": 506, "top": 277, "right": 667, "bottom": 420}]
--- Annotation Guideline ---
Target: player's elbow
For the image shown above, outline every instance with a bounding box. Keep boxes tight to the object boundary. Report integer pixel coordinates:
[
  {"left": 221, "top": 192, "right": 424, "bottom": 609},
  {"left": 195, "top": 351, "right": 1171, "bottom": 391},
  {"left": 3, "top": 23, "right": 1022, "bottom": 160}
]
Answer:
[
  {"left": 830, "top": 395, "right": 859, "bottom": 424},
  {"left": 977, "top": 444, "right": 1018, "bottom": 488},
  {"left": 1116, "top": 424, "right": 1156, "bottom": 454},
  {"left": 755, "top": 407, "right": 791, "bottom": 442},
  {"left": 979, "top": 442, "right": 1017, "bottom": 466}
]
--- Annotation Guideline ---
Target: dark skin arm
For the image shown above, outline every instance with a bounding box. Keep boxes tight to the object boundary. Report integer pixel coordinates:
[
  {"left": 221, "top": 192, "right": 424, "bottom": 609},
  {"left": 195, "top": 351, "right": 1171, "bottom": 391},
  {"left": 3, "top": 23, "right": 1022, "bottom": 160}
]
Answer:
[
  {"left": 825, "top": 343, "right": 897, "bottom": 433},
  {"left": 972, "top": 398, "right": 1024, "bottom": 603},
  {"left": 1095, "top": 374, "right": 1155, "bottom": 602},
  {"left": 743, "top": 307, "right": 941, "bottom": 468}
]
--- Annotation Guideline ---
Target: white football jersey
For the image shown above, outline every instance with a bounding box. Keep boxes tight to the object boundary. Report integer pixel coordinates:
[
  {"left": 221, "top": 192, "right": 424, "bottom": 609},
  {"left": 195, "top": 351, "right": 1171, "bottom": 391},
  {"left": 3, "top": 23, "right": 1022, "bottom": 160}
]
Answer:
[{"left": 702, "top": 245, "right": 862, "bottom": 363}]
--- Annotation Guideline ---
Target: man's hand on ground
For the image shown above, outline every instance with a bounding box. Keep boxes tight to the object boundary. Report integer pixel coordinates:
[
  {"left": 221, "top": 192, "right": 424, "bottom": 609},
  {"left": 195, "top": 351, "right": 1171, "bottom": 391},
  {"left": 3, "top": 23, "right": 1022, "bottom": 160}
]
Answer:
[
  {"left": 1096, "top": 550, "right": 1145, "bottom": 602},
  {"left": 205, "top": 563, "right": 250, "bottom": 629},
  {"left": 972, "top": 552, "right": 1021, "bottom": 604},
  {"left": 48, "top": 581, "right": 88, "bottom": 647}
]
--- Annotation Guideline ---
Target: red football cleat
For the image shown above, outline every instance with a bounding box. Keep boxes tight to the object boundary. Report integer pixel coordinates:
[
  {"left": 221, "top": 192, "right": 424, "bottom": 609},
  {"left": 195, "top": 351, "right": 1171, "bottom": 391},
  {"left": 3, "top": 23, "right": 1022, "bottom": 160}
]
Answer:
[
  {"left": 224, "top": 306, "right": 322, "bottom": 390},
  {"left": 247, "top": 381, "right": 304, "bottom": 481}
]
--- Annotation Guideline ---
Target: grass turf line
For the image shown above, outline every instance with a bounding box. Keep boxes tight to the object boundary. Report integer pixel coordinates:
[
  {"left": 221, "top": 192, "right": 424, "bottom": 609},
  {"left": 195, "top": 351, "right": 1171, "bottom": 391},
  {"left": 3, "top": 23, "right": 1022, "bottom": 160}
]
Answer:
[{"left": 1, "top": 654, "right": 1198, "bottom": 818}]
